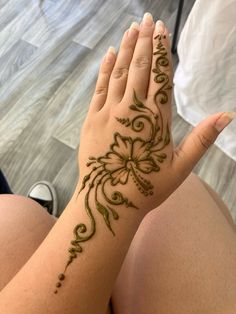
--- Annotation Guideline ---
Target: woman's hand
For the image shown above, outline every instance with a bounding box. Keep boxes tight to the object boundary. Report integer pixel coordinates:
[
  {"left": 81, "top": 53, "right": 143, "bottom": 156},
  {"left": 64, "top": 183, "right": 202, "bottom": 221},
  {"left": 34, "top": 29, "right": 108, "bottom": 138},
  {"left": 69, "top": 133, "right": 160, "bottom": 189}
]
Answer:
[
  {"left": 78, "top": 15, "right": 235, "bottom": 219},
  {"left": 50, "top": 14, "right": 236, "bottom": 296}
]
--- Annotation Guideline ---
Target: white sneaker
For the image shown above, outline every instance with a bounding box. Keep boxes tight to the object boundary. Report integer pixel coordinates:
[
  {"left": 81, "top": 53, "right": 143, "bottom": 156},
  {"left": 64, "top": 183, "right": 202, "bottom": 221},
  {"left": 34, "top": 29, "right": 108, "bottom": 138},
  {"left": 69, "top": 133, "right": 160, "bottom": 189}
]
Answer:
[{"left": 27, "top": 181, "right": 58, "bottom": 217}]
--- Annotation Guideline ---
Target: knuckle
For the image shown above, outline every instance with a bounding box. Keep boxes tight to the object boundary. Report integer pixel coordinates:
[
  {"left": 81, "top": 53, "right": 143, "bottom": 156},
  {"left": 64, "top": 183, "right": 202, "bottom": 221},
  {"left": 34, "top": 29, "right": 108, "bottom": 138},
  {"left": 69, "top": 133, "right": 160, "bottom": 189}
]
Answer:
[
  {"left": 95, "top": 86, "right": 107, "bottom": 95},
  {"left": 101, "top": 70, "right": 110, "bottom": 76},
  {"left": 100, "top": 61, "right": 113, "bottom": 74},
  {"left": 174, "top": 147, "right": 185, "bottom": 159},
  {"left": 193, "top": 132, "right": 213, "bottom": 150},
  {"left": 133, "top": 55, "right": 150, "bottom": 69},
  {"left": 112, "top": 67, "right": 128, "bottom": 79},
  {"left": 139, "top": 29, "right": 153, "bottom": 39},
  {"left": 100, "top": 66, "right": 111, "bottom": 75}
]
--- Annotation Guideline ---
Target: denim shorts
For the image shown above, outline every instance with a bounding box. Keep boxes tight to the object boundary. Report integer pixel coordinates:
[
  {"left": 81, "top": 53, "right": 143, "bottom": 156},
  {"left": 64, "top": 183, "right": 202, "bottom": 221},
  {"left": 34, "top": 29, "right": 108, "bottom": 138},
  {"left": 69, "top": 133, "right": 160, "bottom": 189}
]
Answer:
[{"left": 0, "top": 169, "right": 12, "bottom": 194}]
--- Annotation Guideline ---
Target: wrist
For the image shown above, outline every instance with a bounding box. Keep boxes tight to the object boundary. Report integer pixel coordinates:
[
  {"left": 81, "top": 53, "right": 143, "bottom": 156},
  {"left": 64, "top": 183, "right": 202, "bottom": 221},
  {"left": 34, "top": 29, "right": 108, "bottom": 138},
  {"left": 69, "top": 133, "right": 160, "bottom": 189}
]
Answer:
[{"left": 69, "top": 180, "right": 146, "bottom": 232}]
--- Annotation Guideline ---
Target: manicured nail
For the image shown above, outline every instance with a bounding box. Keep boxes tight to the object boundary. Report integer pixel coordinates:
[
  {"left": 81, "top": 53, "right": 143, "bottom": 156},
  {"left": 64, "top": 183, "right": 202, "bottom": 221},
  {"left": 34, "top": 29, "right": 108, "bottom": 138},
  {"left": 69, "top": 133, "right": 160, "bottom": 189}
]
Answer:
[
  {"left": 214, "top": 112, "right": 236, "bottom": 132},
  {"left": 128, "top": 22, "right": 139, "bottom": 37},
  {"left": 143, "top": 12, "right": 153, "bottom": 26},
  {"left": 107, "top": 46, "right": 116, "bottom": 54},
  {"left": 156, "top": 20, "right": 164, "bottom": 32},
  {"left": 129, "top": 22, "right": 139, "bottom": 31},
  {"left": 106, "top": 46, "right": 116, "bottom": 62}
]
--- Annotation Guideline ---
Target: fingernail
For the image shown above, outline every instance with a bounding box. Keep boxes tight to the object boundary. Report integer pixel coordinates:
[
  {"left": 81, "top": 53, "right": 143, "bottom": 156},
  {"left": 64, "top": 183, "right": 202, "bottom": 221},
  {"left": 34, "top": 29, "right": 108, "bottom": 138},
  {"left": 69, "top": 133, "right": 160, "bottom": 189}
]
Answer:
[
  {"left": 143, "top": 12, "right": 153, "bottom": 26},
  {"left": 129, "top": 22, "right": 139, "bottom": 31},
  {"left": 106, "top": 46, "right": 116, "bottom": 62},
  {"left": 156, "top": 20, "right": 164, "bottom": 32},
  {"left": 128, "top": 22, "right": 139, "bottom": 37},
  {"left": 214, "top": 112, "right": 236, "bottom": 132}
]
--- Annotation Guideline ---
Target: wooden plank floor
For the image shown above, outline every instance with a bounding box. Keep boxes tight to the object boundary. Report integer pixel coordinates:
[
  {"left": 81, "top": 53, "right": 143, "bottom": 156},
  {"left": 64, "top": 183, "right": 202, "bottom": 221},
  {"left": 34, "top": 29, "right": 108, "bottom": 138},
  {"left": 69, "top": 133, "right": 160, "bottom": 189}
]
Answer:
[{"left": 0, "top": 0, "right": 235, "bottom": 220}]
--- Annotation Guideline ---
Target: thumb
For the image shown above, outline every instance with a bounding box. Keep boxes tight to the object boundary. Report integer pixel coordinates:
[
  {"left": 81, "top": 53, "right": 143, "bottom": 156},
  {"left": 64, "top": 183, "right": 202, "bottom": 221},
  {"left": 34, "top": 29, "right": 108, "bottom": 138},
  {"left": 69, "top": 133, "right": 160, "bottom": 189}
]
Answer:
[{"left": 173, "top": 112, "right": 236, "bottom": 176}]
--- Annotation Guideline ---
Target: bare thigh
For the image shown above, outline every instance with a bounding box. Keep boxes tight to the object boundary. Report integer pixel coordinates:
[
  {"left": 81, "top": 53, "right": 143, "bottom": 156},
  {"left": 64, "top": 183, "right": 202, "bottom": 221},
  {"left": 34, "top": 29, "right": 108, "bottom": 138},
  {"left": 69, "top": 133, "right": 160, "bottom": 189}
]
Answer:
[
  {"left": 1, "top": 174, "right": 235, "bottom": 314},
  {"left": 0, "top": 194, "right": 113, "bottom": 314},
  {"left": 111, "top": 173, "right": 236, "bottom": 314},
  {"left": 0, "top": 195, "right": 56, "bottom": 291}
]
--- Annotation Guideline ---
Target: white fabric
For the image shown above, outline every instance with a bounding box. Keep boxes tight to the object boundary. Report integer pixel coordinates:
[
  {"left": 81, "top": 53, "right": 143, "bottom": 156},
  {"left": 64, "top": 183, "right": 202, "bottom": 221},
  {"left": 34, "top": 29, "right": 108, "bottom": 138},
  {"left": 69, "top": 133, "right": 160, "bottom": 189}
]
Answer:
[{"left": 174, "top": 0, "right": 236, "bottom": 161}]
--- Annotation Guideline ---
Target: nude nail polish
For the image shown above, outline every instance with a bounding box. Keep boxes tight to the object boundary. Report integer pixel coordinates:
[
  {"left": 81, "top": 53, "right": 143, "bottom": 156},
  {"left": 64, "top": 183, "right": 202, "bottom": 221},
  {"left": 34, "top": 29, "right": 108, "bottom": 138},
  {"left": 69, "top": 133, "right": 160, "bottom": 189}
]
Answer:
[
  {"left": 143, "top": 12, "right": 153, "bottom": 26},
  {"left": 128, "top": 22, "right": 139, "bottom": 37},
  {"left": 156, "top": 20, "right": 164, "bottom": 32},
  {"left": 106, "top": 46, "right": 116, "bottom": 62},
  {"left": 129, "top": 22, "right": 139, "bottom": 31},
  {"left": 214, "top": 112, "right": 236, "bottom": 132}
]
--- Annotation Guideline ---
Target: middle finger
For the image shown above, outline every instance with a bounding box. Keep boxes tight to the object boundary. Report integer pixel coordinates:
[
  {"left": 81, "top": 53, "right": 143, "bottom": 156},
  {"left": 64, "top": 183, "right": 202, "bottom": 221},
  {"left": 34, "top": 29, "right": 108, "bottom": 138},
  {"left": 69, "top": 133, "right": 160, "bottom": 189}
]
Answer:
[{"left": 123, "top": 13, "right": 155, "bottom": 102}]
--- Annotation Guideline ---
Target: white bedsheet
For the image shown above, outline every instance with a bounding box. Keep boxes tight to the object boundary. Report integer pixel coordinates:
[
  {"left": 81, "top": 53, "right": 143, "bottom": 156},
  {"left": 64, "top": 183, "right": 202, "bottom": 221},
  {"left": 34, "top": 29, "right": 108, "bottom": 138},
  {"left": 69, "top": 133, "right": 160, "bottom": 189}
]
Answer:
[{"left": 174, "top": 0, "right": 236, "bottom": 161}]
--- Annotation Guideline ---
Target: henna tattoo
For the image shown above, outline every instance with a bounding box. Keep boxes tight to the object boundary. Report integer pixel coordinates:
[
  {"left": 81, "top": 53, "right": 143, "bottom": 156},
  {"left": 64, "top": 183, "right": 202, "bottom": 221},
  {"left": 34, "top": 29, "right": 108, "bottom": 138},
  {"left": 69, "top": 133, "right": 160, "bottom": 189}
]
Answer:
[
  {"left": 53, "top": 34, "right": 172, "bottom": 294},
  {"left": 152, "top": 34, "right": 172, "bottom": 137}
]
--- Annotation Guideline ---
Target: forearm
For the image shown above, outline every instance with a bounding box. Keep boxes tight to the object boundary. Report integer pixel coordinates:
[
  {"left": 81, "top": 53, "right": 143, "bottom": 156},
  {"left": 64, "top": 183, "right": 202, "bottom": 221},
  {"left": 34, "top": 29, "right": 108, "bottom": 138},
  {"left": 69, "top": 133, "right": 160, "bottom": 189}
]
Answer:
[{"left": 0, "top": 184, "right": 145, "bottom": 314}]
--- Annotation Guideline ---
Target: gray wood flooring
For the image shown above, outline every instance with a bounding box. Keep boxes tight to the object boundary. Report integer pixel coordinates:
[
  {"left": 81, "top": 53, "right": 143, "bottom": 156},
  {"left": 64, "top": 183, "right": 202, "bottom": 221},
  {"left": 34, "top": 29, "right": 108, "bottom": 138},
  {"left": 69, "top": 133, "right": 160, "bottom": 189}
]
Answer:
[{"left": 0, "top": 0, "right": 235, "bottom": 220}]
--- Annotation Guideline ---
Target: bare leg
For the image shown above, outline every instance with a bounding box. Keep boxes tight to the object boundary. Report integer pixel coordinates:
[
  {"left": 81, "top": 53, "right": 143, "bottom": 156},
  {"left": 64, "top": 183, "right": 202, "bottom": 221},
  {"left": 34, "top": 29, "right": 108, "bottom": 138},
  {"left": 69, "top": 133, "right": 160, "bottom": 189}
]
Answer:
[
  {"left": 0, "top": 195, "right": 56, "bottom": 291},
  {"left": 111, "top": 173, "right": 236, "bottom": 314},
  {"left": 1, "top": 174, "right": 235, "bottom": 314},
  {"left": 200, "top": 178, "right": 235, "bottom": 229},
  {"left": 0, "top": 195, "right": 113, "bottom": 314}
]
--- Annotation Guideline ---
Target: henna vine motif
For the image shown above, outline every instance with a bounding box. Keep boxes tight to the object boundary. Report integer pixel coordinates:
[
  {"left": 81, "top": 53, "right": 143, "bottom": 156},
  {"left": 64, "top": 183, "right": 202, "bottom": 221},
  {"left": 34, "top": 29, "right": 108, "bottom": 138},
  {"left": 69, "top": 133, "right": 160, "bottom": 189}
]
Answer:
[{"left": 53, "top": 34, "right": 172, "bottom": 294}]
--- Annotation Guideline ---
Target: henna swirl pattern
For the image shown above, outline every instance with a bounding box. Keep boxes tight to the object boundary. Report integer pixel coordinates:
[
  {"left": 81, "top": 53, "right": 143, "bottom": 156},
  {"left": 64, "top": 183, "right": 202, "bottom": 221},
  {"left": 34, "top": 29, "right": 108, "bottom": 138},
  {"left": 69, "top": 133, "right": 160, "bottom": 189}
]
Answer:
[{"left": 53, "top": 34, "right": 172, "bottom": 294}]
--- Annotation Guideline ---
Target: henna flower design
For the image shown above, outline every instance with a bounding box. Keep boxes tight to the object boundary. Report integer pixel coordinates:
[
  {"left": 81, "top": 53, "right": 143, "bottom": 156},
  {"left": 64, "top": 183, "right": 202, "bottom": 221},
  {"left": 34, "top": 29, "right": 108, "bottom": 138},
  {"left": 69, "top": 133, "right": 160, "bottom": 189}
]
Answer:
[
  {"left": 99, "top": 133, "right": 159, "bottom": 192},
  {"left": 53, "top": 34, "right": 172, "bottom": 294}
]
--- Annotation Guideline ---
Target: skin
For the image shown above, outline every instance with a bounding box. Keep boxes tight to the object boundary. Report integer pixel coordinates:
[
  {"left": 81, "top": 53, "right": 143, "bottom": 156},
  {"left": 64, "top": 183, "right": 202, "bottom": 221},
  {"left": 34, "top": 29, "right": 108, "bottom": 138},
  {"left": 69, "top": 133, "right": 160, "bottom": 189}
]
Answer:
[
  {"left": 0, "top": 14, "right": 234, "bottom": 314},
  {"left": 52, "top": 16, "right": 233, "bottom": 294},
  {"left": 112, "top": 173, "right": 236, "bottom": 314},
  {"left": 0, "top": 173, "right": 236, "bottom": 314},
  {"left": 54, "top": 33, "right": 172, "bottom": 293}
]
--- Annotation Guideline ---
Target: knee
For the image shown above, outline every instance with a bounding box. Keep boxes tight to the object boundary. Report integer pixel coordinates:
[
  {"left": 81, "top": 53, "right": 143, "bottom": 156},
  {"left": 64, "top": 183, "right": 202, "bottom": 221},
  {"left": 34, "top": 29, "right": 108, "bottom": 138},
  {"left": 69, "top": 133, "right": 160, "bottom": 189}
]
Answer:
[{"left": 0, "top": 194, "right": 56, "bottom": 228}]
